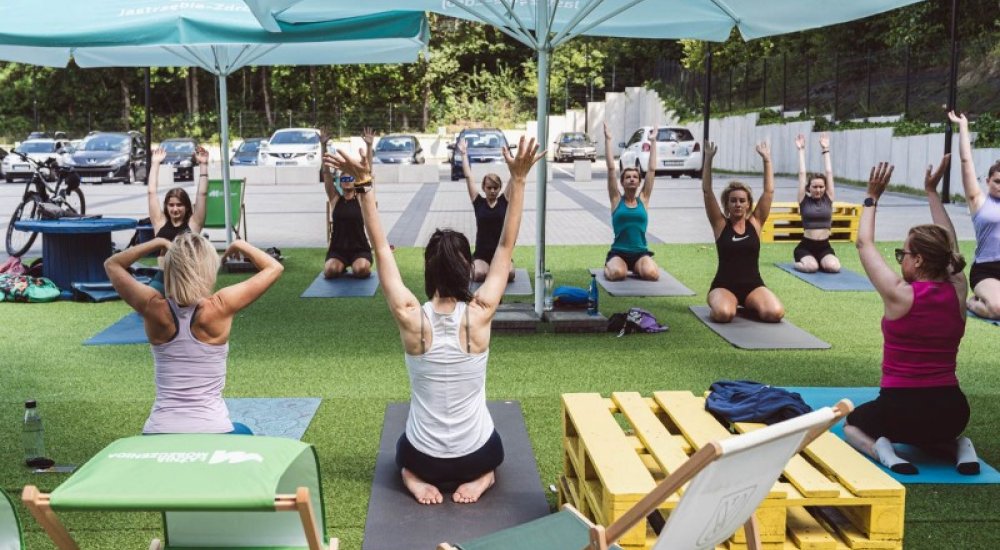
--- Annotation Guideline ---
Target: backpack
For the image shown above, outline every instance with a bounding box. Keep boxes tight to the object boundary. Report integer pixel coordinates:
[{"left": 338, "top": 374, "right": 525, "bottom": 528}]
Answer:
[
  {"left": 705, "top": 380, "right": 812, "bottom": 426},
  {"left": 607, "top": 307, "right": 668, "bottom": 336},
  {"left": 0, "top": 274, "right": 61, "bottom": 303}
]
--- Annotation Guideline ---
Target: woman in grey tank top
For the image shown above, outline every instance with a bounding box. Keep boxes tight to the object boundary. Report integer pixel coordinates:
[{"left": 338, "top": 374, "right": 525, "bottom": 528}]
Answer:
[
  {"left": 792, "top": 133, "right": 841, "bottom": 273},
  {"left": 327, "top": 135, "right": 544, "bottom": 506},
  {"left": 105, "top": 233, "right": 284, "bottom": 434}
]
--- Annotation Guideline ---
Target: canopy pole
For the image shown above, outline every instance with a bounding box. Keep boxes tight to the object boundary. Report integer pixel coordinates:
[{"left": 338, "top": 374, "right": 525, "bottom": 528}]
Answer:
[
  {"left": 534, "top": 3, "right": 551, "bottom": 317},
  {"left": 703, "top": 43, "right": 712, "bottom": 145},
  {"left": 145, "top": 68, "right": 152, "bottom": 185},
  {"left": 942, "top": 0, "right": 958, "bottom": 204},
  {"left": 218, "top": 73, "right": 234, "bottom": 244}
]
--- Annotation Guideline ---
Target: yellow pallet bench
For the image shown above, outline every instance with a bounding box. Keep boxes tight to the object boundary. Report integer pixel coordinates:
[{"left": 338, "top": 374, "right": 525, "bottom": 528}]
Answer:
[
  {"left": 761, "top": 202, "right": 861, "bottom": 243},
  {"left": 560, "top": 391, "right": 905, "bottom": 550}
]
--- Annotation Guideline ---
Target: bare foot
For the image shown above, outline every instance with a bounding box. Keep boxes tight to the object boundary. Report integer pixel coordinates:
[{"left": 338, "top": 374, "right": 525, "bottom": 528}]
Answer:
[
  {"left": 401, "top": 468, "right": 443, "bottom": 505},
  {"left": 453, "top": 470, "right": 495, "bottom": 504}
]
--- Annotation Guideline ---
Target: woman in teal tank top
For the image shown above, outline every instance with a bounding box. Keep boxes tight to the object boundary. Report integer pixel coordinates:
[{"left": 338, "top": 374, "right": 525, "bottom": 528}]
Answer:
[{"left": 602, "top": 122, "right": 660, "bottom": 281}]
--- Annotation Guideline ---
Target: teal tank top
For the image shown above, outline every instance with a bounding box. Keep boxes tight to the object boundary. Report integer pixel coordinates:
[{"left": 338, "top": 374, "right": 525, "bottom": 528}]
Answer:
[{"left": 611, "top": 199, "right": 649, "bottom": 254}]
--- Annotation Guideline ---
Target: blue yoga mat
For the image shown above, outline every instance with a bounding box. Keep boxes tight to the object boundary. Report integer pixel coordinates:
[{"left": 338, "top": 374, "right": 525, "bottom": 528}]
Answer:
[
  {"left": 72, "top": 277, "right": 151, "bottom": 303},
  {"left": 775, "top": 263, "right": 874, "bottom": 291},
  {"left": 300, "top": 271, "right": 380, "bottom": 298},
  {"left": 84, "top": 312, "right": 148, "bottom": 346},
  {"left": 785, "top": 386, "right": 1000, "bottom": 484},
  {"left": 224, "top": 397, "right": 322, "bottom": 440},
  {"left": 968, "top": 310, "right": 1000, "bottom": 326}
]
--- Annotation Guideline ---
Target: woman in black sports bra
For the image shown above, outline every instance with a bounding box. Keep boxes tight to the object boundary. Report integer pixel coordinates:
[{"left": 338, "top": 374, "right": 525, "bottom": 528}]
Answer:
[
  {"left": 148, "top": 145, "right": 211, "bottom": 260},
  {"left": 701, "top": 141, "right": 785, "bottom": 323},
  {"left": 793, "top": 132, "right": 841, "bottom": 273},
  {"left": 320, "top": 129, "right": 373, "bottom": 279}
]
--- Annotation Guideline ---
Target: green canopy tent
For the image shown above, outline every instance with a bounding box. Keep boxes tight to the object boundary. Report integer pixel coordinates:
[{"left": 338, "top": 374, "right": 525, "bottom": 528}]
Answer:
[
  {"left": 23, "top": 434, "right": 332, "bottom": 549},
  {"left": 245, "top": 0, "right": 923, "bottom": 315},
  {"left": 0, "top": 0, "right": 429, "bottom": 244}
]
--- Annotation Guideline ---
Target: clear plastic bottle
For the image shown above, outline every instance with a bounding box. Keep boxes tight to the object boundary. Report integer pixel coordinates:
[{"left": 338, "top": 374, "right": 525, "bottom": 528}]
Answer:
[
  {"left": 543, "top": 271, "right": 554, "bottom": 311},
  {"left": 23, "top": 399, "right": 45, "bottom": 466},
  {"left": 588, "top": 273, "right": 599, "bottom": 316}
]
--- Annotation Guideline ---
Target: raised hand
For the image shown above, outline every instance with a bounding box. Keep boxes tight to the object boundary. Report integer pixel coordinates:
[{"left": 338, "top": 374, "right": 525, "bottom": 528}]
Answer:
[
  {"left": 603, "top": 121, "right": 611, "bottom": 141},
  {"left": 867, "top": 162, "right": 894, "bottom": 199},
  {"left": 151, "top": 147, "right": 167, "bottom": 165},
  {"left": 947, "top": 111, "right": 968, "bottom": 129},
  {"left": 194, "top": 146, "right": 209, "bottom": 165},
  {"left": 704, "top": 141, "right": 717, "bottom": 162},
  {"left": 755, "top": 141, "right": 771, "bottom": 163},
  {"left": 327, "top": 148, "right": 371, "bottom": 181},
  {"left": 362, "top": 127, "right": 375, "bottom": 146},
  {"left": 795, "top": 134, "right": 806, "bottom": 151},
  {"left": 457, "top": 139, "right": 468, "bottom": 156},
  {"left": 502, "top": 135, "right": 545, "bottom": 182},
  {"left": 818, "top": 133, "right": 830, "bottom": 151},
  {"left": 647, "top": 128, "right": 658, "bottom": 144},
  {"left": 925, "top": 154, "right": 951, "bottom": 195}
]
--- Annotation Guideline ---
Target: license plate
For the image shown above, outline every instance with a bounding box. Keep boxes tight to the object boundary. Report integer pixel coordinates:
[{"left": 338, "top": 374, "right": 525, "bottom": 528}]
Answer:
[
  {"left": 81, "top": 176, "right": 103, "bottom": 182},
  {"left": 276, "top": 161, "right": 296, "bottom": 166},
  {"left": 13, "top": 164, "right": 29, "bottom": 171}
]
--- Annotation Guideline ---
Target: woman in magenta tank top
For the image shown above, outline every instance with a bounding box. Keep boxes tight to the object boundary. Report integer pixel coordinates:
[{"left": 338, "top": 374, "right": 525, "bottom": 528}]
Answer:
[{"left": 847, "top": 158, "right": 980, "bottom": 476}]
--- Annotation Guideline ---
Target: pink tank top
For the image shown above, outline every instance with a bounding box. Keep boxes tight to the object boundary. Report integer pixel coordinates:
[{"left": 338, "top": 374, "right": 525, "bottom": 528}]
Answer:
[{"left": 881, "top": 281, "right": 964, "bottom": 388}]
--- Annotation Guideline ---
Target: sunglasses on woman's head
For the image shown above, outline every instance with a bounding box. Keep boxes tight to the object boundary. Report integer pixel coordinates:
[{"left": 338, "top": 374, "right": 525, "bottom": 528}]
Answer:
[{"left": 894, "top": 248, "right": 914, "bottom": 264}]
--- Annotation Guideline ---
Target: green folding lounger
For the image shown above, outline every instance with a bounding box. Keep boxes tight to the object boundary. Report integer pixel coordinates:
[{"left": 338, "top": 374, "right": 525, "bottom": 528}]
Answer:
[
  {"left": 2, "top": 488, "right": 25, "bottom": 550},
  {"left": 204, "top": 178, "right": 247, "bottom": 240},
  {"left": 22, "top": 434, "right": 336, "bottom": 549}
]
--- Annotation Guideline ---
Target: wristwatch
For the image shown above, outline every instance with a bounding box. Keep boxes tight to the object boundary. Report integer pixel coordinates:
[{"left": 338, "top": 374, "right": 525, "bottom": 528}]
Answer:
[
  {"left": 863, "top": 197, "right": 877, "bottom": 207},
  {"left": 354, "top": 176, "right": 373, "bottom": 193}
]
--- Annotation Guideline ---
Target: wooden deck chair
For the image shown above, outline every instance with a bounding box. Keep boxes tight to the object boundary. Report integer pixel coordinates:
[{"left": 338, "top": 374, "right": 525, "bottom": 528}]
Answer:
[
  {"left": 439, "top": 400, "right": 852, "bottom": 550},
  {"left": 2, "top": 488, "right": 25, "bottom": 549},
  {"left": 22, "top": 434, "right": 336, "bottom": 550},
  {"left": 204, "top": 178, "right": 247, "bottom": 241}
]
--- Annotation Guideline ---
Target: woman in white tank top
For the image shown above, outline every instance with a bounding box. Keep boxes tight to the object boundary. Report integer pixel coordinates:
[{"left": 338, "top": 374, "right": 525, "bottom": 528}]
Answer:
[{"left": 327, "top": 136, "right": 544, "bottom": 505}]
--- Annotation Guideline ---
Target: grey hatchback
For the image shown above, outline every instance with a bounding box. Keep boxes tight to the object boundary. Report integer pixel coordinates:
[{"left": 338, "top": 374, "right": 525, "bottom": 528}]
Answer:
[
  {"left": 448, "top": 128, "right": 514, "bottom": 181},
  {"left": 372, "top": 134, "right": 424, "bottom": 165}
]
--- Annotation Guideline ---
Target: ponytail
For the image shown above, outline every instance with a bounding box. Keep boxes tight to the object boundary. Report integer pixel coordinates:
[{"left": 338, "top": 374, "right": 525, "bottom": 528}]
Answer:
[{"left": 950, "top": 251, "right": 967, "bottom": 275}]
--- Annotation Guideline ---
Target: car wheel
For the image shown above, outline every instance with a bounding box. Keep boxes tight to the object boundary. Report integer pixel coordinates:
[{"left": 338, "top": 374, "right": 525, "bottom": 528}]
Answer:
[
  {"left": 4, "top": 176, "right": 12, "bottom": 183},
  {"left": 635, "top": 159, "right": 645, "bottom": 179},
  {"left": 671, "top": 173, "right": 680, "bottom": 179},
  {"left": 125, "top": 165, "right": 136, "bottom": 185},
  {"left": 691, "top": 170, "right": 703, "bottom": 179}
]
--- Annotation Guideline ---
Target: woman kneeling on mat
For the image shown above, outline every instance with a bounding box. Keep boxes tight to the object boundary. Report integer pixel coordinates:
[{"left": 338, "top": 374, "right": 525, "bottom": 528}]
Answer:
[
  {"left": 457, "top": 138, "right": 514, "bottom": 282},
  {"left": 602, "top": 122, "right": 660, "bottom": 281},
  {"left": 105, "top": 233, "right": 284, "bottom": 435},
  {"left": 702, "top": 141, "right": 784, "bottom": 323},
  {"left": 327, "top": 136, "right": 544, "bottom": 505},
  {"left": 321, "top": 129, "right": 373, "bottom": 279},
  {"left": 793, "top": 133, "right": 841, "bottom": 273},
  {"left": 949, "top": 111, "right": 1000, "bottom": 319},
  {"left": 147, "top": 146, "right": 211, "bottom": 252},
  {"left": 847, "top": 158, "right": 979, "bottom": 475}
]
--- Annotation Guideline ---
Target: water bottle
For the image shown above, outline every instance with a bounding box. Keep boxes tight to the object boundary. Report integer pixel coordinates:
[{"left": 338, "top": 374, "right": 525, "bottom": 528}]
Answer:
[
  {"left": 543, "top": 271, "right": 554, "bottom": 311},
  {"left": 588, "top": 273, "right": 599, "bottom": 316},
  {"left": 23, "top": 399, "right": 45, "bottom": 466}
]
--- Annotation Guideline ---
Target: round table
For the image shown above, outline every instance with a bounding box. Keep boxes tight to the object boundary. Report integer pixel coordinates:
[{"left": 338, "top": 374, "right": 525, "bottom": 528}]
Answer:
[{"left": 13, "top": 218, "right": 137, "bottom": 289}]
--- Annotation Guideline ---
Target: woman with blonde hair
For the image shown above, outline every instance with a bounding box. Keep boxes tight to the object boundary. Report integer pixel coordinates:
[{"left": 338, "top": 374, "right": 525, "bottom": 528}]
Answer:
[
  {"left": 105, "top": 233, "right": 283, "bottom": 434},
  {"left": 457, "top": 138, "right": 513, "bottom": 282},
  {"left": 846, "top": 157, "right": 979, "bottom": 475},
  {"left": 701, "top": 141, "right": 784, "bottom": 322}
]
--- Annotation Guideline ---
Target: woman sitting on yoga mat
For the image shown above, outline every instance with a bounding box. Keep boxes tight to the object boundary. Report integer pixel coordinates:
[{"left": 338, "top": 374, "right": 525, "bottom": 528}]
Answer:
[
  {"left": 104, "top": 233, "right": 283, "bottom": 435},
  {"left": 147, "top": 146, "right": 211, "bottom": 249},
  {"left": 327, "top": 135, "right": 544, "bottom": 505},
  {"left": 948, "top": 111, "right": 1000, "bottom": 319},
  {"left": 321, "top": 128, "right": 374, "bottom": 279},
  {"left": 793, "top": 133, "right": 841, "bottom": 273},
  {"left": 602, "top": 122, "right": 660, "bottom": 281},
  {"left": 702, "top": 141, "right": 784, "bottom": 323},
  {"left": 846, "top": 158, "right": 979, "bottom": 476},
  {"left": 457, "top": 137, "right": 514, "bottom": 283}
]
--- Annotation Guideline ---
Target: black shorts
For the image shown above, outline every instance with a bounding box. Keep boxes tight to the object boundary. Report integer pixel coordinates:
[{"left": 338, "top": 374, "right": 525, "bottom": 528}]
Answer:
[
  {"left": 326, "top": 246, "right": 373, "bottom": 265},
  {"left": 710, "top": 277, "right": 766, "bottom": 305},
  {"left": 970, "top": 260, "right": 1000, "bottom": 289},
  {"left": 606, "top": 249, "right": 654, "bottom": 272},
  {"left": 793, "top": 237, "right": 836, "bottom": 263},
  {"left": 473, "top": 247, "right": 498, "bottom": 264},
  {"left": 847, "top": 386, "right": 970, "bottom": 446},
  {"left": 395, "top": 430, "right": 504, "bottom": 487}
]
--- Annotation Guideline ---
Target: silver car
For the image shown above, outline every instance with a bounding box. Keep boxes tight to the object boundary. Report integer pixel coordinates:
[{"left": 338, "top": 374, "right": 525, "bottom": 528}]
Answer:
[{"left": 553, "top": 132, "right": 597, "bottom": 163}]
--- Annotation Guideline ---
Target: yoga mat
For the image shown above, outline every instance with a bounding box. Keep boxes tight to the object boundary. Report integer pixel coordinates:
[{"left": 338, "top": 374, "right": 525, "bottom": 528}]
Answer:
[
  {"left": 300, "top": 271, "right": 380, "bottom": 298},
  {"left": 775, "top": 263, "right": 875, "bottom": 292},
  {"left": 363, "top": 401, "right": 550, "bottom": 550},
  {"left": 71, "top": 278, "right": 151, "bottom": 303},
  {"left": 968, "top": 310, "right": 1000, "bottom": 326},
  {"left": 224, "top": 397, "right": 322, "bottom": 440},
  {"left": 689, "top": 306, "right": 830, "bottom": 350},
  {"left": 84, "top": 312, "right": 148, "bottom": 346},
  {"left": 785, "top": 386, "right": 1000, "bottom": 484},
  {"left": 470, "top": 268, "right": 533, "bottom": 296},
  {"left": 588, "top": 268, "right": 695, "bottom": 297}
]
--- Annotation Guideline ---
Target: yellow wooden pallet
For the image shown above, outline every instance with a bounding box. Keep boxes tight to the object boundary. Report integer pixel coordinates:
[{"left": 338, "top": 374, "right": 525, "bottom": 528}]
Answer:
[
  {"left": 559, "top": 391, "right": 905, "bottom": 550},
  {"left": 761, "top": 202, "right": 861, "bottom": 243}
]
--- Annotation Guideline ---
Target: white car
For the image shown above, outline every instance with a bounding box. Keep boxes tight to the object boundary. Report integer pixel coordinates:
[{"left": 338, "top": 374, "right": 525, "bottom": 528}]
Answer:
[
  {"left": 3, "top": 139, "right": 67, "bottom": 182},
  {"left": 259, "top": 128, "right": 322, "bottom": 167},
  {"left": 617, "top": 126, "right": 703, "bottom": 178}
]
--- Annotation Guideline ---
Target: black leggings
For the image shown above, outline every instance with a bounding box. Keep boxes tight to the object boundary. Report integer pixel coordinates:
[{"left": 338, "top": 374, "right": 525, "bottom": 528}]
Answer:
[
  {"left": 847, "top": 386, "right": 970, "bottom": 446},
  {"left": 396, "top": 430, "right": 504, "bottom": 486}
]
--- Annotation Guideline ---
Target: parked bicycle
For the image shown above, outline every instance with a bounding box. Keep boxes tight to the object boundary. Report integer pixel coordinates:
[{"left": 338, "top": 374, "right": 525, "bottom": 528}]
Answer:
[{"left": 3, "top": 148, "right": 86, "bottom": 257}]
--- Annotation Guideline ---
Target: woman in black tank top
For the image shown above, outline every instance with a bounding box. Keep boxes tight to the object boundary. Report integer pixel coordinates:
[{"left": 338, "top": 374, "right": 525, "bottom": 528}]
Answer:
[
  {"left": 457, "top": 138, "right": 514, "bottom": 283},
  {"left": 702, "top": 142, "right": 785, "bottom": 323},
  {"left": 148, "top": 146, "right": 211, "bottom": 263},
  {"left": 321, "top": 132, "right": 373, "bottom": 279}
]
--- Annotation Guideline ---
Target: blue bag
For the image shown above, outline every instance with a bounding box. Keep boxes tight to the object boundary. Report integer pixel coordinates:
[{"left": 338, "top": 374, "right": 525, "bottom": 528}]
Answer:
[
  {"left": 553, "top": 286, "right": 589, "bottom": 307},
  {"left": 705, "top": 380, "right": 812, "bottom": 425}
]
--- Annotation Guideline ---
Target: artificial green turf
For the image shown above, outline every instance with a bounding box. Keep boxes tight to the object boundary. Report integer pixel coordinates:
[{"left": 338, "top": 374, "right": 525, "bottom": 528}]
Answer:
[{"left": 2, "top": 243, "right": 998, "bottom": 549}]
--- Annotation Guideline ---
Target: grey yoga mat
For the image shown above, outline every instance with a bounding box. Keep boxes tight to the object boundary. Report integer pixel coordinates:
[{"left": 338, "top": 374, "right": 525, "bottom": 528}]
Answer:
[
  {"left": 84, "top": 312, "right": 148, "bottom": 346},
  {"left": 470, "top": 268, "right": 533, "bottom": 296},
  {"left": 588, "top": 268, "right": 695, "bottom": 296},
  {"left": 968, "top": 310, "right": 1000, "bottom": 326},
  {"left": 224, "top": 398, "right": 322, "bottom": 440},
  {"left": 775, "top": 263, "right": 875, "bottom": 291},
  {"left": 300, "top": 271, "right": 380, "bottom": 298},
  {"left": 689, "top": 305, "right": 831, "bottom": 350},
  {"left": 362, "top": 401, "right": 550, "bottom": 550}
]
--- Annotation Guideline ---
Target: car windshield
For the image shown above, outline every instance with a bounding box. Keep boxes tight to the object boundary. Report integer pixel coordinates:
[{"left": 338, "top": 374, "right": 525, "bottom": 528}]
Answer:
[
  {"left": 376, "top": 137, "right": 415, "bottom": 152},
  {"left": 270, "top": 131, "right": 319, "bottom": 145},
  {"left": 163, "top": 141, "right": 195, "bottom": 153},
  {"left": 560, "top": 133, "right": 587, "bottom": 144},
  {"left": 80, "top": 135, "right": 129, "bottom": 152},
  {"left": 463, "top": 131, "right": 505, "bottom": 149},
  {"left": 238, "top": 140, "right": 261, "bottom": 153},
  {"left": 656, "top": 128, "right": 695, "bottom": 142},
  {"left": 16, "top": 142, "right": 57, "bottom": 153}
]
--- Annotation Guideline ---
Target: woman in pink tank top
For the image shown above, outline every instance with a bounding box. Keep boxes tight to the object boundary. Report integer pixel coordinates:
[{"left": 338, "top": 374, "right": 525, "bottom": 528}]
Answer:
[{"left": 846, "top": 158, "right": 980, "bottom": 476}]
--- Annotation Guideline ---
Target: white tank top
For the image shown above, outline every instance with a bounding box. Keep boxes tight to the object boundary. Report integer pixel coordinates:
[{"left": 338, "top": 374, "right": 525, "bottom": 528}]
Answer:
[{"left": 404, "top": 301, "right": 493, "bottom": 458}]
